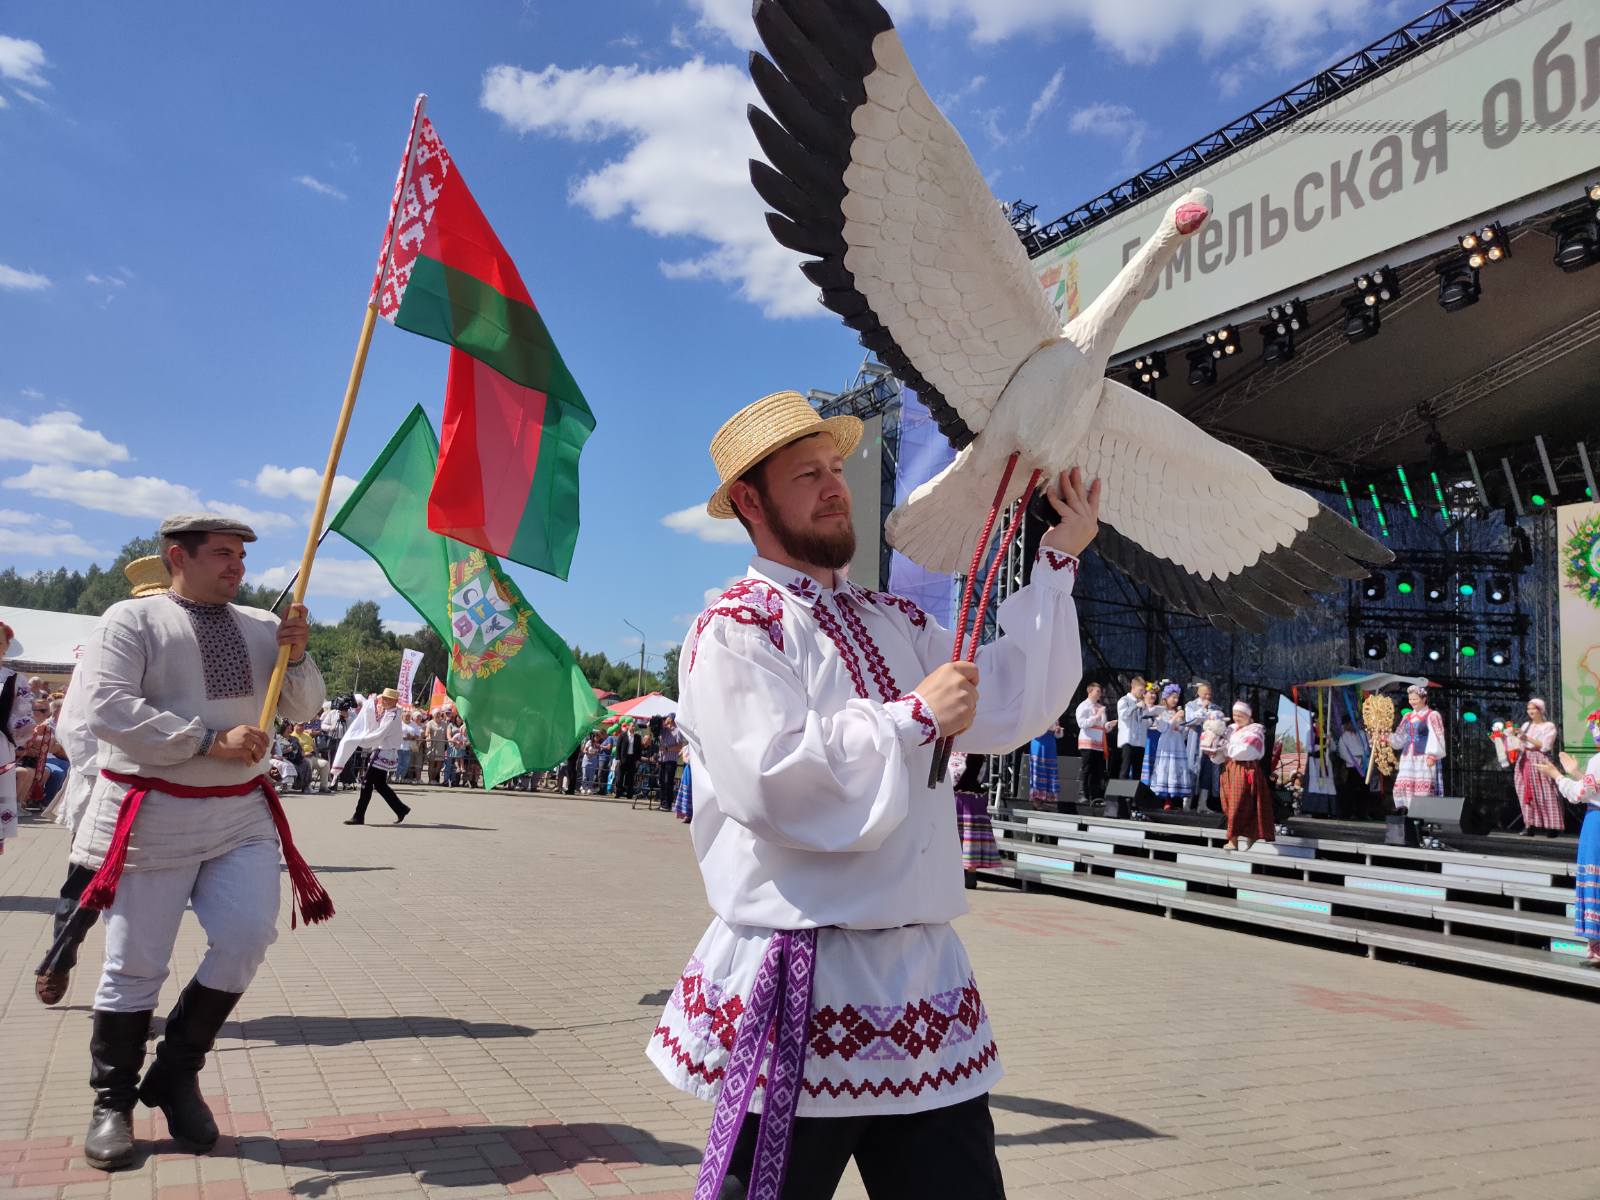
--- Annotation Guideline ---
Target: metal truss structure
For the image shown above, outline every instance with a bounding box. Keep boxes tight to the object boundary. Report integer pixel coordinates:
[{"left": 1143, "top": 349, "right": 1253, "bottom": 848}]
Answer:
[{"left": 1014, "top": 0, "right": 1517, "bottom": 256}]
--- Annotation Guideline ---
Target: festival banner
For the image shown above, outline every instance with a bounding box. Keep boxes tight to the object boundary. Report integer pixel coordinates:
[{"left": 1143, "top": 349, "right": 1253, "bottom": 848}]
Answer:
[
  {"left": 330, "top": 406, "right": 604, "bottom": 786},
  {"left": 396, "top": 648, "right": 424, "bottom": 703},
  {"left": 1558, "top": 500, "right": 1600, "bottom": 750}
]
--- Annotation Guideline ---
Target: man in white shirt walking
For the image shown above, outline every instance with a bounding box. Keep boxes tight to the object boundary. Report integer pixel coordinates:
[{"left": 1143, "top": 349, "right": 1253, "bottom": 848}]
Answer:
[{"left": 647, "top": 391, "right": 1101, "bottom": 1199}]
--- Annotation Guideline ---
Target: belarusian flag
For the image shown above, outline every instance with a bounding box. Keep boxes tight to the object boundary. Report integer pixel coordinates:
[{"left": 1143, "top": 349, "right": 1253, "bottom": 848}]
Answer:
[
  {"left": 329, "top": 405, "right": 603, "bottom": 787},
  {"left": 370, "top": 97, "right": 595, "bottom": 581}
]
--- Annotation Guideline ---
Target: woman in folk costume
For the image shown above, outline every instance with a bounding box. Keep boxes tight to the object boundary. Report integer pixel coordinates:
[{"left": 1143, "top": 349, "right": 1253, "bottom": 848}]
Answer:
[
  {"left": 1537, "top": 711, "right": 1600, "bottom": 963},
  {"left": 1027, "top": 720, "right": 1062, "bottom": 810},
  {"left": 672, "top": 757, "right": 693, "bottom": 821},
  {"left": 951, "top": 751, "right": 1000, "bottom": 889},
  {"left": 1513, "top": 698, "right": 1565, "bottom": 836},
  {"left": 1390, "top": 684, "right": 1446, "bottom": 810},
  {"left": 1074, "top": 681, "right": 1110, "bottom": 804},
  {"left": 1216, "top": 700, "right": 1275, "bottom": 850},
  {"left": 0, "top": 619, "right": 37, "bottom": 855},
  {"left": 649, "top": 391, "right": 1099, "bottom": 1199},
  {"left": 1148, "top": 682, "right": 1193, "bottom": 810},
  {"left": 1139, "top": 681, "right": 1163, "bottom": 789}
]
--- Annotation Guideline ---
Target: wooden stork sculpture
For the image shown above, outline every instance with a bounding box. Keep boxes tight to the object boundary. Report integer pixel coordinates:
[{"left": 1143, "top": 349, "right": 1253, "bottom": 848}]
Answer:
[{"left": 745, "top": 0, "right": 1392, "bottom": 780}]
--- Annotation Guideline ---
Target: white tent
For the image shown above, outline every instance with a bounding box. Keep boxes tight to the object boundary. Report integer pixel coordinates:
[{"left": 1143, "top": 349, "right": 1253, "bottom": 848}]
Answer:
[
  {"left": 607, "top": 692, "right": 678, "bottom": 720},
  {"left": 0, "top": 605, "right": 101, "bottom": 675}
]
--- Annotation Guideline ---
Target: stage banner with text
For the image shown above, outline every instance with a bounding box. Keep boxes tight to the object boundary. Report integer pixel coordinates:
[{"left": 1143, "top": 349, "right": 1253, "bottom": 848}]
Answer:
[{"left": 1558, "top": 500, "right": 1600, "bottom": 750}]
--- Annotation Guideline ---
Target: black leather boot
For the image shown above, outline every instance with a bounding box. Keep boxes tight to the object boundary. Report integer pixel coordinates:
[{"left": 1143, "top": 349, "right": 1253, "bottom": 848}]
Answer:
[
  {"left": 85, "top": 1009, "right": 153, "bottom": 1171},
  {"left": 137, "top": 980, "right": 240, "bottom": 1152}
]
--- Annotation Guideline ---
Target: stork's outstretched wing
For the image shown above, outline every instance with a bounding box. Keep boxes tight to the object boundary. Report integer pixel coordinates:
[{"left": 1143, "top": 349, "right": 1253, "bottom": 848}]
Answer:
[
  {"left": 1082, "top": 379, "right": 1393, "bottom": 633},
  {"left": 748, "top": 0, "right": 1061, "bottom": 449}
]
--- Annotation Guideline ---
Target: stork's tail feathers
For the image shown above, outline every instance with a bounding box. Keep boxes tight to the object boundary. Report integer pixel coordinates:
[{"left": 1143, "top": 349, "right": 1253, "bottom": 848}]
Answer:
[{"left": 885, "top": 455, "right": 998, "bottom": 576}]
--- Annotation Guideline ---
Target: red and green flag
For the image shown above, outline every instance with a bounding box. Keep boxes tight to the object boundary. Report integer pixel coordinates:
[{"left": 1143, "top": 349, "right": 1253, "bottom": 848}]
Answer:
[
  {"left": 329, "top": 405, "right": 604, "bottom": 787},
  {"left": 371, "top": 97, "right": 595, "bottom": 580}
]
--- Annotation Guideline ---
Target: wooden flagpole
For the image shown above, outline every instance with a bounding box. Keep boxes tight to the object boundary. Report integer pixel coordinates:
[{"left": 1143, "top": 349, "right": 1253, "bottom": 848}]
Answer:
[{"left": 256, "top": 94, "right": 428, "bottom": 730}]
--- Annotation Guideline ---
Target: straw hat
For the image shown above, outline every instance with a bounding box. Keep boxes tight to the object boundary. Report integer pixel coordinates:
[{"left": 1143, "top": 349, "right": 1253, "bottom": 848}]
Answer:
[
  {"left": 124, "top": 555, "right": 171, "bottom": 598},
  {"left": 380, "top": 688, "right": 402, "bottom": 702},
  {"left": 706, "top": 391, "right": 862, "bottom": 520}
]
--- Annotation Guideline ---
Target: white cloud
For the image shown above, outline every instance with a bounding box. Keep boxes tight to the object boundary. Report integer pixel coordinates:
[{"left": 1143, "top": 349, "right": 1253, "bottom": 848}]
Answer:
[
  {"left": 689, "top": 0, "right": 1363, "bottom": 70},
  {"left": 1069, "top": 101, "right": 1148, "bottom": 166},
  {"left": 662, "top": 503, "right": 748, "bottom": 545},
  {"left": 1022, "top": 67, "right": 1064, "bottom": 138},
  {"left": 293, "top": 174, "right": 348, "bottom": 201},
  {"left": 0, "top": 410, "right": 129, "bottom": 465},
  {"left": 85, "top": 272, "right": 127, "bottom": 288},
  {"left": 936, "top": 74, "right": 987, "bottom": 111},
  {"left": 383, "top": 618, "right": 425, "bottom": 636},
  {"left": 2, "top": 464, "right": 295, "bottom": 532},
  {"left": 0, "top": 263, "right": 50, "bottom": 291},
  {"left": 255, "top": 558, "right": 394, "bottom": 599},
  {"left": 703, "top": 574, "right": 744, "bottom": 607},
  {"left": 0, "top": 526, "right": 109, "bottom": 559},
  {"left": 252, "top": 464, "right": 357, "bottom": 509},
  {"left": 0, "top": 94, "right": 9, "bottom": 109},
  {"left": 19, "top": 387, "right": 44, "bottom": 401},
  {"left": 481, "top": 58, "right": 816, "bottom": 319},
  {"left": 0, "top": 35, "right": 49, "bottom": 88},
  {"left": 0, "top": 507, "right": 70, "bottom": 530}
]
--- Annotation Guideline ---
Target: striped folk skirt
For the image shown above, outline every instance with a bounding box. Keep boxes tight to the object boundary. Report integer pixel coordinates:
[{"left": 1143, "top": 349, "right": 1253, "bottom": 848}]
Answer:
[
  {"left": 1392, "top": 751, "right": 1442, "bottom": 804},
  {"left": 1514, "top": 750, "right": 1565, "bottom": 830},
  {"left": 1577, "top": 809, "right": 1600, "bottom": 943},
  {"left": 955, "top": 790, "right": 1001, "bottom": 872},
  {"left": 673, "top": 762, "right": 693, "bottom": 820},
  {"left": 1220, "top": 759, "right": 1275, "bottom": 844},
  {"left": 1028, "top": 735, "right": 1058, "bottom": 806}
]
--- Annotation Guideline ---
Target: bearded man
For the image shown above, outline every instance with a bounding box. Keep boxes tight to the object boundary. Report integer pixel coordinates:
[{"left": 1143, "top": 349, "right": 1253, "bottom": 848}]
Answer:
[
  {"left": 647, "top": 391, "right": 1101, "bottom": 1199},
  {"left": 70, "top": 514, "right": 327, "bottom": 1171}
]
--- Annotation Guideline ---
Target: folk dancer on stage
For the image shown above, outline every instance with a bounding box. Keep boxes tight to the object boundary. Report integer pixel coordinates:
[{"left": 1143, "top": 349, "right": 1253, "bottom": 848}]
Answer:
[
  {"left": 1215, "top": 701, "right": 1274, "bottom": 851},
  {"left": 1513, "top": 698, "right": 1564, "bottom": 836},
  {"left": 34, "top": 557, "right": 171, "bottom": 1007},
  {"left": 1537, "top": 711, "right": 1600, "bottom": 963},
  {"left": 1115, "top": 674, "right": 1148, "bottom": 780},
  {"left": 0, "top": 619, "right": 36, "bottom": 855},
  {"left": 1074, "top": 681, "right": 1110, "bottom": 804},
  {"left": 648, "top": 391, "right": 1099, "bottom": 1199},
  {"left": 1028, "top": 720, "right": 1063, "bottom": 810},
  {"left": 1148, "top": 682, "right": 1193, "bottom": 811},
  {"left": 1390, "top": 684, "right": 1445, "bottom": 811},
  {"left": 1184, "top": 681, "right": 1224, "bottom": 811},
  {"left": 1138, "top": 681, "right": 1162, "bottom": 790},
  {"left": 335, "top": 687, "right": 412, "bottom": 825},
  {"left": 68, "top": 514, "right": 329, "bottom": 1171},
  {"left": 951, "top": 751, "right": 1001, "bottom": 890}
]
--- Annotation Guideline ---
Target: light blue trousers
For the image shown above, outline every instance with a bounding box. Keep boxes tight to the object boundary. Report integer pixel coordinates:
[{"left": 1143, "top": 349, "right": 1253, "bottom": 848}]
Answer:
[{"left": 95, "top": 837, "right": 281, "bottom": 1012}]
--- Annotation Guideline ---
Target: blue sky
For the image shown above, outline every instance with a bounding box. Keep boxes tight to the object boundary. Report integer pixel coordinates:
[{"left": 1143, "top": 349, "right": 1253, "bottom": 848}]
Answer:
[{"left": 1, "top": 0, "right": 1410, "bottom": 672}]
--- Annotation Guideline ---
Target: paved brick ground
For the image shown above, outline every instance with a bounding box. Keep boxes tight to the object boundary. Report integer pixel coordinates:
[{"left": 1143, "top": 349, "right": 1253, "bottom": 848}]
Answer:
[{"left": 2, "top": 785, "right": 1597, "bottom": 1199}]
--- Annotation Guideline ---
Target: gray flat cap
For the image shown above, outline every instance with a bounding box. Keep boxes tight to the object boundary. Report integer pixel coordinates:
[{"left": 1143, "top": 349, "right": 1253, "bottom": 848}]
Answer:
[{"left": 157, "top": 512, "right": 258, "bottom": 542}]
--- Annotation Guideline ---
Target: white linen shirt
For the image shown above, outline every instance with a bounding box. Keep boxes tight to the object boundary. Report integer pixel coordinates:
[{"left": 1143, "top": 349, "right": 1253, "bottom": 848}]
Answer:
[
  {"left": 1115, "top": 690, "right": 1147, "bottom": 748},
  {"left": 677, "top": 547, "right": 1083, "bottom": 932}
]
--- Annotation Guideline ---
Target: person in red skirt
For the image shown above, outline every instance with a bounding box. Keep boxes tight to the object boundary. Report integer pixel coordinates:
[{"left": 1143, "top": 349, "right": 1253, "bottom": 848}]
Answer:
[
  {"left": 1216, "top": 700, "right": 1274, "bottom": 851},
  {"left": 1513, "top": 698, "right": 1565, "bottom": 836}
]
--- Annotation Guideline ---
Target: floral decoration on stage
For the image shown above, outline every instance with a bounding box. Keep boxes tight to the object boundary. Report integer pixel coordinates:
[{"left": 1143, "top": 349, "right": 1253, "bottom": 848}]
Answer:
[{"left": 1562, "top": 509, "right": 1600, "bottom": 610}]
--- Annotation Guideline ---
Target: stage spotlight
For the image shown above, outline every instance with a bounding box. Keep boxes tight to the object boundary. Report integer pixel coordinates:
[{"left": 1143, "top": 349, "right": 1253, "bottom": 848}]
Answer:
[
  {"left": 1553, "top": 211, "right": 1600, "bottom": 272},
  {"left": 1487, "top": 642, "right": 1510, "bottom": 666},
  {"left": 1361, "top": 576, "right": 1386, "bottom": 602},
  {"left": 1132, "top": 351, "right": 1166, "bottom": 384},
  {"left": 1486, "top": 576, "right": 1510, "bottom": 604},
  {"left": 1395, "top": 572, "right": 1416, "bottom": 596},
  {"left": 1458, "top": 579, "right": 1475, "bottom": 598},
  {"left": 1461, "top": 702, "right": 1482, "bottom": 725},
  {"left": 1265, "top": 299, "right": 1306, "bottom": 332},
  {"left": 1259, "top": 320, "right": 1295, "bottom": 363},
  {"left": 1342, "top": 298, "right": 1380, "bottom": 343},
  {"left": 1436, "top": 260, "right": 1480, "bottom": 311},
  {"left": 1458, "top": 637, "right": 1478, "bottom": 659},
  {"left": 1424, "top": 575, "right": 1446, "bottom": 603},
  {"left": 1396, "top": 638, "right": 1415, "bottom": 655},
  {"left": 1204, "top": 325, "right": 1240, "bottom": 359},
  {"left": 1354, "top": 266, "right": 1399, "bottom": 306},
  {"left": 1461, "top": 221, "right": 1510, "bottom": 269},
  {"left": 1423, "top": 639, "right": 1445, "bottom": 663},
  {"left": 1362, "top": 634, "right": 1388, "bottom": 661},
  {"left": 1186, "top": 347, "right": 1216, "bottom": 388}
]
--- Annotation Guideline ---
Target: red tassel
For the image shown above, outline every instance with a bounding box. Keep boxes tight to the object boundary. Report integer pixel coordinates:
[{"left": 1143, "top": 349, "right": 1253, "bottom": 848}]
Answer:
[
  {"left": 258, "top": 778, "right": 335, "bottom": 928},
  {"left": 77, "top": 783, "right": 150, "bottom": 912}
]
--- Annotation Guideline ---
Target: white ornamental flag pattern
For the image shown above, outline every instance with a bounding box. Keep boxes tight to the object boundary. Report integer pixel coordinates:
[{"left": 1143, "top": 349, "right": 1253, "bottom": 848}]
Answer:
[{"left": 450, "top": 571, "right": 515, "bottom": 652}]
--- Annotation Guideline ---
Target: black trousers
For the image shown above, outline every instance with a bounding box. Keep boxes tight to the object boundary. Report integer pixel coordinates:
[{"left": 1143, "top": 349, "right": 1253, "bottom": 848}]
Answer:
[
  {"left": 618, "top": 758, "right": 637, "bottom": 798},
  {"left": 39, "top": 863, "right": 97, "bottom": 974},
  {"left": 352, "top": 767, "right": 408, "bottom": 822},
  {"left": 1118, "top": 745, "right": 1144, "bottom": 781},
  {"left": 721, "top": 1094, "right": 1005, "bottom": 1200},
  {"left": 657, "top": 761, "right": 679, "bottom": 809},
  {"left": 1078, "top": 748, "right": 1107, "bottom": 803}
]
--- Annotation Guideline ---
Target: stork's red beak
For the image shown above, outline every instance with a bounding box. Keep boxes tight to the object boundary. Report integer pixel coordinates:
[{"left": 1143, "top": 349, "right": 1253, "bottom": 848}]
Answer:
[{"left": 1175, "top": 203, "right": 1209, "bottom": 235}]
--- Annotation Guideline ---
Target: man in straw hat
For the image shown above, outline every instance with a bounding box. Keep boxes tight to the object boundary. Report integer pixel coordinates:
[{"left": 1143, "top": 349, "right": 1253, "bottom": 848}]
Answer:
[
  {"left": 34, "top": 555, "right": 172, "bottom": 1008},
  {"left": 648, "top": 391, "right": 1101, "bottom": 1198},
  {"left": 334, "top": 686, "right": 412, "bottom": 824},
  {"left": 67, "top": 514, "right": 329, "bottom": 1171}
]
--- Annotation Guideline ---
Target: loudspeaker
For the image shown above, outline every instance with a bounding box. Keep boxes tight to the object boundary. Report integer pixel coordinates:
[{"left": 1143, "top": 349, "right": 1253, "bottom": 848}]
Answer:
[
  {"left": 1385, "top": 814, "right": 1419, "bottom": 846},
  {"left": 1406, "top": 795, "right": 1484, "bottom": 838},
  {"left": 1103, "top": 780, "right": 1138, "bottom": 819}
]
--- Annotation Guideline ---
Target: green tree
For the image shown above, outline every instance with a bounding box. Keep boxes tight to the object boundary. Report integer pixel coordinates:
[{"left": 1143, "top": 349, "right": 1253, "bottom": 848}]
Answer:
[{"left": 658, "top": 644, "right": 680, "bottom": 701}]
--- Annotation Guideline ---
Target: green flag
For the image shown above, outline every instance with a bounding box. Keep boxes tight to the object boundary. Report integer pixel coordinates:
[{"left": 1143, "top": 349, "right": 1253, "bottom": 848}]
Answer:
[{"left": 329, "top": 405, "right": 603, "bottom": 787}]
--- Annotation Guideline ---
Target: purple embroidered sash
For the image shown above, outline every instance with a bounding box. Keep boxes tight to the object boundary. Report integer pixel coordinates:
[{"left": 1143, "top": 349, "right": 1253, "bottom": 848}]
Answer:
[{"left": 694, "top": 927, "right": 818, "bottom": 1200}]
